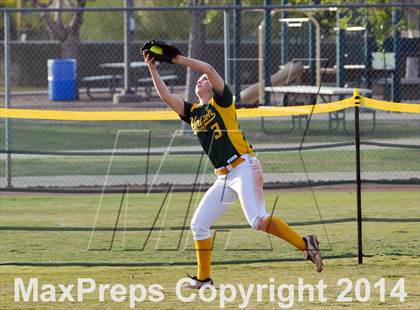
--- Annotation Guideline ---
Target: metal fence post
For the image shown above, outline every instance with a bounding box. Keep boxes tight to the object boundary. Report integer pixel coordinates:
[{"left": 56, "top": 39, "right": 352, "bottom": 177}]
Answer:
[
  {"left": 4, "top": 10, "right": 12, "bottom": 190},
  {"left": 362, "top": 0, "right": 372, "bottom": 91},
  {"left": 308, "top": 22, "right": 316, "bottom": 86},
  {"left": 264, "top": 0, "right": 271, "bottom": 106},
  {"left": 392, "top": 8, "right": 402, "bottom": 103},
  {"left": 280, "top": 0, "right": 289, "bottom": 65},
  {"left": 124, "top": 0, "right": 134, "bottom": 93},
  {"left": 336, "top": 9, "right": 345, "bottom": 89},
  {"left": 233, "top": 0, "right": 241, "bottom": 103},
  {"left": 363, "top": 23, "right": 372, "bottom": 90},
  {"left": 113, "top": 0, "right": 141, "bottom": 104},
  {"left": 223, "top": 10, "right": 230, "bottom": 85},
  {"left": 354, "top": 89, "right": 363, "bottom": 264},
  {"left": 308, "top": 0, "right": 319, "bottom": 86}
]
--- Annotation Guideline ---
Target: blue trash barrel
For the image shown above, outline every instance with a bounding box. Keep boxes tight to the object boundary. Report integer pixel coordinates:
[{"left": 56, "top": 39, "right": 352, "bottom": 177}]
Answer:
[{"left": 48, "top": 59, "right": 77, "bottom": 101}]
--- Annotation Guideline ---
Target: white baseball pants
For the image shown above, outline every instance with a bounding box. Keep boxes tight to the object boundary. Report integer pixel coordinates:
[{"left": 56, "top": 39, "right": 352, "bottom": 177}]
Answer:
[{"left": 191, "top": 154, "right": 268, "bottom": 240}]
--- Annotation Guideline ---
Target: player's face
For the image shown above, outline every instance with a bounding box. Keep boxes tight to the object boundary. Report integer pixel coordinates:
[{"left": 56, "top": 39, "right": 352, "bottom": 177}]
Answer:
[{"left": 195, "top": 74, "right": 212, "bottom": 99}]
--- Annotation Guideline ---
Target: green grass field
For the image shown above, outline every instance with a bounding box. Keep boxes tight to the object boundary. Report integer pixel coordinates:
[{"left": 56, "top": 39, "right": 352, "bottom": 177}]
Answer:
[
  {"left": 0, "top": 187, "right": 419, "bottom": 308},
  {"left": 1, "top": 116, "right": 418, "bottom": 152},
  {"left": 1, "top": 256, "right": 419, "bottom": 309},
  {"left": 1, "top": 148, "right": 418, "bottom": 177}
]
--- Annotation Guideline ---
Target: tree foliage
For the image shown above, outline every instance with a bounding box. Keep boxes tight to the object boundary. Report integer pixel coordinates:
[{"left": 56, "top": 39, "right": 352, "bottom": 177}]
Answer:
[
  {"left": 81, "top": 0, "right": 124, "bottom": 41},
  {"left": 291, "top": 0, "right": 410, "bottom": 50},
  {"left": 3, "top": 0, "right": 417, "bottom": 49},
  {"left": 31, "top": 0, "right": 87, "bottom": 58}
]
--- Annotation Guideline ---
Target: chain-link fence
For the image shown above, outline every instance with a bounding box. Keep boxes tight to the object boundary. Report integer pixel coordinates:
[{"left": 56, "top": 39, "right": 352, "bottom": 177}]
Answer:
[
  {"left": 0, "top": 113, "right": 417, "bottom": 192},
  {"left": 2, "top": 3, "right": 420, "bottom": 103},
  {"left": 1, "top": 3, "right": 419, "bottom": 192}
]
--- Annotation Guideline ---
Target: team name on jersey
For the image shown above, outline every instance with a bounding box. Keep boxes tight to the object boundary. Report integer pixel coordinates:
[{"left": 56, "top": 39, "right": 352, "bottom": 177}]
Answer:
[{"left": 190, "top": 107, "right": 216, "bottom": 134}]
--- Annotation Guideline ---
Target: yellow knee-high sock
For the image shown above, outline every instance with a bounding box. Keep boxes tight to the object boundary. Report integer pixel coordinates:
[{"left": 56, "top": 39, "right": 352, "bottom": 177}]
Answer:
[
  {"left": 265, "top": 215, "right": 306, "bottom": 251},
  {"left": 195, "top": 238, "right": 212, "bottom": 280}
]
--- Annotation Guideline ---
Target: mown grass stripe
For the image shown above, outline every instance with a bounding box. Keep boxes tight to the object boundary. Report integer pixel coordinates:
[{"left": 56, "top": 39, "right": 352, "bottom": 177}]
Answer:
[{"left": 1, "top": 217, "right": 418, "bottom": 232}]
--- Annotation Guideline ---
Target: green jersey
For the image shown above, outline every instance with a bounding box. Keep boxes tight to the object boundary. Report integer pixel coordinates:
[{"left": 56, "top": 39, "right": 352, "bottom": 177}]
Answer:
[{"left": 180, "top": 84, "right": 254, "bottom": 168}]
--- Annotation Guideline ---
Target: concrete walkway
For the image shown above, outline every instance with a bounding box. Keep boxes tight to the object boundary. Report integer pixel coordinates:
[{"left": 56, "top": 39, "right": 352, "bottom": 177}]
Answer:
[{"left": 1, "top": 171, "right": 418, "bottom": 189}]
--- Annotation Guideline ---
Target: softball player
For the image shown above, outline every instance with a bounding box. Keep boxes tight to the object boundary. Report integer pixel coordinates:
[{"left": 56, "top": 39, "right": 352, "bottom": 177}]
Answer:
[{"left": 143, "top": 49, "right": 323, "bottom": 289}]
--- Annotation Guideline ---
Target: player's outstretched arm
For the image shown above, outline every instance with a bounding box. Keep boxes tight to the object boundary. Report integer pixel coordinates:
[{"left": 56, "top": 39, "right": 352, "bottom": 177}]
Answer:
[
  {"left": 173, "top": 55, "right": 225, "bottom": 96},
  {"left": 143, "top": 51, "right": 184, "bottom": 116}
]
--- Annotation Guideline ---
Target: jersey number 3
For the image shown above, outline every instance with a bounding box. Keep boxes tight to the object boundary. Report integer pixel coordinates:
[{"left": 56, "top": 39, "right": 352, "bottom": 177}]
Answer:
[{"left": 210, "top": 122, "right": 223, "bottom": 140}]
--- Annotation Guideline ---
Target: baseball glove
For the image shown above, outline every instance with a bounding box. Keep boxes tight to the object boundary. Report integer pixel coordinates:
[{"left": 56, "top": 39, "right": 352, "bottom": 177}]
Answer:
[{"left": 141, "top": 39, "right": 181, "bottom": 64}]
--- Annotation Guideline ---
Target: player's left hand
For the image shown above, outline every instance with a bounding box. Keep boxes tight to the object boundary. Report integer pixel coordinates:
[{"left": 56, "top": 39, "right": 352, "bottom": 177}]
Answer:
[{"left": 141, "top": 39, "right": 181, "bottom": 64}]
